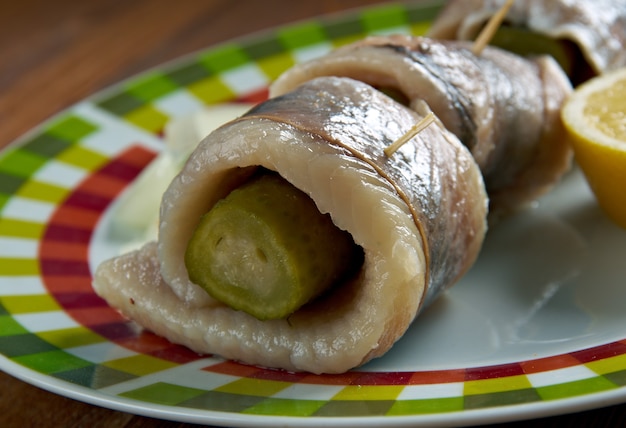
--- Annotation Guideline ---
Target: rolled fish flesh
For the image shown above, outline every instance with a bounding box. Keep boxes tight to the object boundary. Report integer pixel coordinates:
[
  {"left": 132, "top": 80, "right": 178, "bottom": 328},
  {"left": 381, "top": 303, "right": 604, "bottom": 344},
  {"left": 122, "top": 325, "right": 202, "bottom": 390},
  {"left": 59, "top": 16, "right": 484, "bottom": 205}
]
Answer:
[
  {"left": 270, "top": 35, "right": 573, "bottom": 214},
  {"left": 427, "top": 0, "right": 626, "bottom": 79},
  {"left": 93, "top": 76, "right": 488, "bottom": 374}
]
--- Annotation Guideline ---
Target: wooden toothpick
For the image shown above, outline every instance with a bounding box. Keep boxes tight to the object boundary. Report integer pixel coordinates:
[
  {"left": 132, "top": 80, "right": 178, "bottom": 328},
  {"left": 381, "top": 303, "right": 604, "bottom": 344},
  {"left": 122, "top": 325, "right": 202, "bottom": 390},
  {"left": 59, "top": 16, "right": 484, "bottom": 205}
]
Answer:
[
  {"left": 384, "top": 112, "right": 436, "bottom": 157},
  {"left": 471, "top": 0, "right": 515, "bottom": 56}
]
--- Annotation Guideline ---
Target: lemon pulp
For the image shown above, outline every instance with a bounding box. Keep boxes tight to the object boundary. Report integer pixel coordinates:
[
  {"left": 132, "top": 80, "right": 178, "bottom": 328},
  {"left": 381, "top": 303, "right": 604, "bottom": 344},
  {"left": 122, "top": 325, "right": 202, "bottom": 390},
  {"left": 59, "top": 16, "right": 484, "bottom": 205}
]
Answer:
[
  {"left": 562, "top": 67, "right": 626, "bottom": 229},
  {"left": 585, "top": 79, "right": 626, "bottom": 142}
]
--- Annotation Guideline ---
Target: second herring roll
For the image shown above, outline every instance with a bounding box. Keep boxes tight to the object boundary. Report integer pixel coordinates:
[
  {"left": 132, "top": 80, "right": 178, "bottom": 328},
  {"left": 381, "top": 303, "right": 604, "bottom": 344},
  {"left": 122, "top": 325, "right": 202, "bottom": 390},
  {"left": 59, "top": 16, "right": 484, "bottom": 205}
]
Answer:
[{"left": 270, "top": 35, "right": 573, "bottom": 214}]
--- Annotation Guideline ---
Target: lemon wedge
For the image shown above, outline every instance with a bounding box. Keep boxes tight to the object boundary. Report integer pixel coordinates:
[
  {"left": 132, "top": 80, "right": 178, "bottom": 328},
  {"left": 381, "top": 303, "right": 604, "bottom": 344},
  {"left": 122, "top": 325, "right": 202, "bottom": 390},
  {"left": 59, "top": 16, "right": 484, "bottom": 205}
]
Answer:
[{"left": 561, "top": 67, "right": 626, "bottom": 229}]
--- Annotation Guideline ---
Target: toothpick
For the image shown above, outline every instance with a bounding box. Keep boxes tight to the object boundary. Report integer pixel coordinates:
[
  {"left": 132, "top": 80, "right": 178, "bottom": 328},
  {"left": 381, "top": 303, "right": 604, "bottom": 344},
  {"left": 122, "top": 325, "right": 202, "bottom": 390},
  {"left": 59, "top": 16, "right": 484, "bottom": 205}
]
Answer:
[
  {"left": 384, "top": 112, "right": 436, "bottom": 157},
  {"left": 471, "top": 0, "right": 515, "bottom": 56}
]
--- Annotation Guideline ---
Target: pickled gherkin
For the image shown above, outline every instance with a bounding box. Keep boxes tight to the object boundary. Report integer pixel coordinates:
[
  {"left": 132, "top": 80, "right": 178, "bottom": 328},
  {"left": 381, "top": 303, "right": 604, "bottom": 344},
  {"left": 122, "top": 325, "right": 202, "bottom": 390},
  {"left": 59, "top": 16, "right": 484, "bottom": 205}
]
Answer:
[
  {"left": 184, "top": 171, "right": 362, "bottom": 320},
  {"left": 489, "top": 26, "right": 576, "bottom": 79}
]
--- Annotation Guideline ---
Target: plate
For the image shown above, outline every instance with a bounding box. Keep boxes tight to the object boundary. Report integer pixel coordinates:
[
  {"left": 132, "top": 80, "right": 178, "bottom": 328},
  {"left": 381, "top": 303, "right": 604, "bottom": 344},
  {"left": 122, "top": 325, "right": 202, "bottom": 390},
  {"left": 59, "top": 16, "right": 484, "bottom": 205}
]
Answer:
[{"left": 2, "top": 1, "right": 626, "bottom": 427}]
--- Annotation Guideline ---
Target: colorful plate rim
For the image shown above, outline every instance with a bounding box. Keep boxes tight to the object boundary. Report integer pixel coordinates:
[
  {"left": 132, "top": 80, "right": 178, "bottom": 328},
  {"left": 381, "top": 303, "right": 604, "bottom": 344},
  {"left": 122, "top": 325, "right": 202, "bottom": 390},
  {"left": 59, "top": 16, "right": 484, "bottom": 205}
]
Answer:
[{"left": 1, "top": 1, "right": 626, "bottom": 426}]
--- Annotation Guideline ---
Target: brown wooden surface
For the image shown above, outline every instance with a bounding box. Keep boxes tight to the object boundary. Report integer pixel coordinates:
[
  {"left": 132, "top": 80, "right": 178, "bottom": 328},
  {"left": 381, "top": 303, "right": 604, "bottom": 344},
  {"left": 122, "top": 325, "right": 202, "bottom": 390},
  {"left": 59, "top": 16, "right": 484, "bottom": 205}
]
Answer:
[{"left": 1, "top": 0, "right": 625, "bottom": 426}]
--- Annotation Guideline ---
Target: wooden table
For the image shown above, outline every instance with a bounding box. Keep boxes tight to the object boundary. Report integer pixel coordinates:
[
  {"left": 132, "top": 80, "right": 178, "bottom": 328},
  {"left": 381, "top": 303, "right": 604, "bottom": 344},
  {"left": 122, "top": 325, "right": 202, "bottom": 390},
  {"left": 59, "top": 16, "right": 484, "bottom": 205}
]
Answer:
[{"left": 1, "top": 0, "right": 625, "bottom": 426}]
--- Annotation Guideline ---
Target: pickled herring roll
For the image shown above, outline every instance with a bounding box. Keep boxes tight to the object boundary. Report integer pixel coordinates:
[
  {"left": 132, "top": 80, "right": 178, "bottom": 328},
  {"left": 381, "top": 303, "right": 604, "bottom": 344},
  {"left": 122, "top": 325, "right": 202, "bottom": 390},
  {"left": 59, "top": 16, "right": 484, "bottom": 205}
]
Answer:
[
  {"left": 427, "top": 0, "right": 626, "bottom": 84},
  {"left": 270, "top": 35, "right": 573, "bottom": 214},
  {"left": 93, "top": 77, "right": 488, "bottom": 374}
]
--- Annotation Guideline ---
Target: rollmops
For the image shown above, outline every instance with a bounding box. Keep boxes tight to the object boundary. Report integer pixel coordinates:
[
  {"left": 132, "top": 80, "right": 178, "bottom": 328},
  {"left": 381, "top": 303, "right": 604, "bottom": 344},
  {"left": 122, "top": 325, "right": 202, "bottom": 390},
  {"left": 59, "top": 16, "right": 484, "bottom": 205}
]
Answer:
[
  {"left": 271, "top": 35, "right": 573, "bottom": 213},
  {"left": 93, "top": 77, "right": 488, "bottom": 374}
]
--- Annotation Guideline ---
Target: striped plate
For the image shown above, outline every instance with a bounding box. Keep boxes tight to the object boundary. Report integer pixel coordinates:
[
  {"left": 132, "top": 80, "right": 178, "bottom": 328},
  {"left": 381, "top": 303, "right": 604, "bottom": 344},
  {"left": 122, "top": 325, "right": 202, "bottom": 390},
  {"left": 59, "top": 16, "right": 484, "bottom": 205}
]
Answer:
[{"left": 1, "top": 1, "right": 626, "bottom": 426}]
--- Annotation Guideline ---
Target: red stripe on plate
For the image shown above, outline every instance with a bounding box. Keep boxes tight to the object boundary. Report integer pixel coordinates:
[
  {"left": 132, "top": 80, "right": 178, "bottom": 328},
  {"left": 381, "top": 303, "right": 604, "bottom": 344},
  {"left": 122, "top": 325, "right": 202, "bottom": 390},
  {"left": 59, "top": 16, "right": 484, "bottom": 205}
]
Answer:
[
  {"left": 350, "top": 371, "right": 415, "bottom": 386},
  {"left": 236, "top": 88, "right": 268, "bottom": 104},
  {"left": 520, "top": 354, "right": 582, "bottom": 374},
  {"left": 43, "top": 275, "right": 95, "bottom": 293},
  {"left": 40, "top": 259, "right": 92, "bottom": 276},
  {"left": 48, "top": 206, "right": 102, "bottom": 229},
  {"left": 87, "top": 320, "right": 138, "bottom": 339},
  {"left": 78, "top": 174, "right": 129, "bottom": 199},
  {"left": 570, "top": 341, "right": 626, "bottom": 364},
  {"left": 38, "top": 145, "right": 159, "bottom": 349},
  {"left": 98, "top": 155, "right": 151, "bottom": 182},
  {"left": 465, "top": 362, "right": 525, "bottom": 381},
  {"left": 116, "top": 331, "right": 181, "bottom": 354},
  {"left": 202, "top": 360, "right": 265, "bottom": 378},
  {"left": 53, "top": 291, "right": 110, "bottom": 309},
  {"left": 114, "top": 145, "right": 159, "bottom": 169},
  {"left": 39, "top": 242, "right": 88, "bottom": 261},
  {"left": 42, "top": 224, "right": 93, "bottom": 243},
  {"left": 408, "top": 369, "right": 466, "bottom": 385},
  {"left": 63, "top": 190, "right": 115, "bottom": 212},
  {"left": 148, "top": 344, "right": 204, "bottom": 364}
]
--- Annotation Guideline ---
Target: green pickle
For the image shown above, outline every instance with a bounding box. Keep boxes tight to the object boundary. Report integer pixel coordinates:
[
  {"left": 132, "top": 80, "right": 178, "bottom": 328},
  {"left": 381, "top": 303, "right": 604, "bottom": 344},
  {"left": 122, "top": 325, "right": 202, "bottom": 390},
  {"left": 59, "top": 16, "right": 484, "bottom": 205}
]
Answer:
[
  {"left": 184, "top": 171, "right": 362, "bottom": 320},
  {"left": 489, "top": 26, "right": 575, "bottom": 78}
]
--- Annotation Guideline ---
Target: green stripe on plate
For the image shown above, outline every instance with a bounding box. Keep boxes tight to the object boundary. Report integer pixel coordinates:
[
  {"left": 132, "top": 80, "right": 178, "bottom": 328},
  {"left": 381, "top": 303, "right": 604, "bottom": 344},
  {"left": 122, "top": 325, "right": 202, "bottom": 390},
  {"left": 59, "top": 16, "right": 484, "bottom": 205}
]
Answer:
[
  {"left": 360, "top": 4, "right": 410, "bottom": 32},
  {"left": 120, "top": 382, "right": 207, "bottom": 406},
  {"left": 20, "top": 133, "right": 74, "bottom": 158},
  {"left": 587, "top": 353, "right": 626, "bottom": 376},
  {"left": 215, "top": 377, "right": 291, "bottom": 397},
  {"left": 605, "top": 370, "right": 626, "bottom": 387},
  {"left": 333, "top": 384, "right": 404, "bottom": 401},
  {"left": 0, "top": 259, "right": 40, "bottom": 277},
  {"left": 187, "top": 75, "right": 237, "bottom": 105},
  {"left": 464, "top": 374, "right": 533, "bottom": 395},
  {"left": 241, "top": 36, "right": 286, "bottom": 60},
  {"left": 242, "top": 397, "right": 326, "bottom": 416},
  {"left": 123, "top": 105, "right": 170, "bottom": 134},
  {"left": 0, "top": 149, "right": 48, "bottom": 178},
  {"left": 54, "top": 364, "right": 137, "bottom": 389},
  {"left": 276, "top": 21, "right": 329, "bottom": 50},
  {"left": 0, "top": 315, "right": 29, "bottom": 336},
  {"left": 55, "top": 145, "right": 108, "bottom": 171},
  {"left": 16, "top": 180, "right": 69, "bottom": 204},
  {"left": 165, "top": 62, "right": 212, "bottom": 87},
  {"left": 0, "top": 218, "right": 45, "bottom": 239},
  {"left": 46, "top": 115, "right": 99, "bottom": 142},
  {"left": 323, "top": 16, "right": 364, "bottom": 40},
  {"left": 102, "top": 354, "right": 178, "bottom": 376},
  {"left": 387, "top": 397, "right": 464, "bottom": 415},
  {"left": 182, "top": 390, "right": 272, "bottom": 413},
  {"left": 313, "top": 399, "right": 396, "bottom": 417},
  {"left": 0, "top": 333, "right": 58, "bottom": 357},
  {"left": 254, "top": 52, "right": 296, "bottom": 81},
  {"left": 125, "top": 72, "right": 180, "bottom": 103},
  {"left": 405, "top": 3, "right": 447, "bottom": 25},
  {"left": 37, "top": 326, "right": 107, "bottom": 349},
  {"left": 12, "top": 349, "right": 93, "bottom": 374},
  {"left": 0, "top": 172, "right": 26, "bottom": 195},
  {"left": 0, "top": 294, "right": 58, "bottom": 313},
  {"left": 536, "top": 376, "right": 619, "bottom": 401},
  {"left": 97, "top": 91, "right": 146, "bottom": 116},
  {"left": 464, "top": 388, "right": 542, "bottom": 409},
  {"left": 199, "top": 44, "right": 252, "bottom": 73}
]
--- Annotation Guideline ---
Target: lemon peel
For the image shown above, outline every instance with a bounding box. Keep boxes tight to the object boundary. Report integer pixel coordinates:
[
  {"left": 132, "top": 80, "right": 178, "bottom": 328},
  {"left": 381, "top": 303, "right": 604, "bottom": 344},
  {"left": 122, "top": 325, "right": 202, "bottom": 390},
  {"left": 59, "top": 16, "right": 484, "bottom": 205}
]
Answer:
[{"left": 562, "top": 67, "right": 626, "bottom": 229}]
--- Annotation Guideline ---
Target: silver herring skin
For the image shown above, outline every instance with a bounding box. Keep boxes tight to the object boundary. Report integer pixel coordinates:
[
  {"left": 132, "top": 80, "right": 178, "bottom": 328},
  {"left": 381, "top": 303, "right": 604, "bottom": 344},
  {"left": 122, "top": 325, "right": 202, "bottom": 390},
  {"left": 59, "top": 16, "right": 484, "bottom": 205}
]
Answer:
[
  {"left": 93, "top": 77, "right": 487, "bottom": 374},
  {"left": 427, "top": 0, "right": 626, "bottom": 76},
  {"left": 271, "top": 35, "right": 573, "bottom": 214}
]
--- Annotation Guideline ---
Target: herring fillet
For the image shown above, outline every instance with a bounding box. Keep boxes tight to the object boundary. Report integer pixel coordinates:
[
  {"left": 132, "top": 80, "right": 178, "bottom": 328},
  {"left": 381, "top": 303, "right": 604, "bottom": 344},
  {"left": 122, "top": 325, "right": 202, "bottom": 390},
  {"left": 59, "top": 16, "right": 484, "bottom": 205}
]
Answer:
[
  {"left": 427, "top": 0, "right": 626, "bottom": 76},
  {"left": 270, "top": 35, "right": 573, "bottom": 214},
  {"left": 93, "top": 77, "right": 487, "bottom": 374}
]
